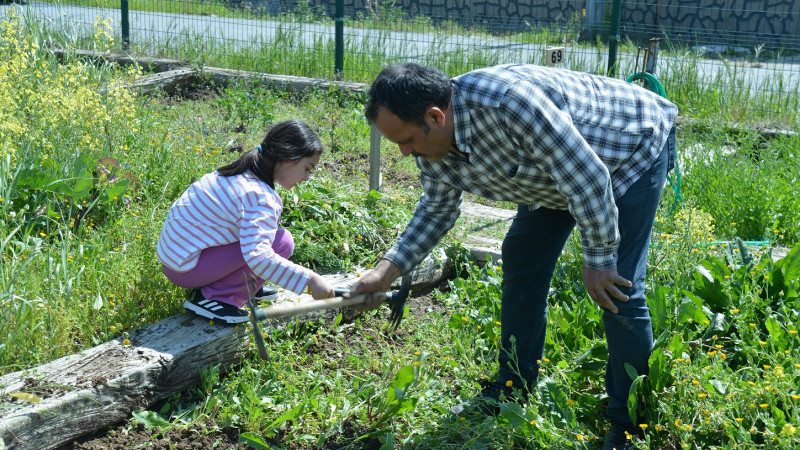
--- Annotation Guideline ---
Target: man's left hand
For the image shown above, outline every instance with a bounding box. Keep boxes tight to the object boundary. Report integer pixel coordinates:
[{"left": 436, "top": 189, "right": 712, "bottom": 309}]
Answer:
[{"left": 581, "top": 265, "right": 632, "bottom": 314}]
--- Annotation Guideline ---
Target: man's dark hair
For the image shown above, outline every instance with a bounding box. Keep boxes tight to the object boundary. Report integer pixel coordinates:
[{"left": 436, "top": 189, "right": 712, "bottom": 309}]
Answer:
[
  {"left": 364, "top": 63, "right": 453, "bottom": 125},
  {"left": 218, "top": 119, "right": 322, "bottom": 188}
]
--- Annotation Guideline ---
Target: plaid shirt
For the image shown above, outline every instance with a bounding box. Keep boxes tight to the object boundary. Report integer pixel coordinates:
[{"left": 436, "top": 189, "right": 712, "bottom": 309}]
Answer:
[{"left": 383, "top": 64, "right": 678, "bottom": 272}]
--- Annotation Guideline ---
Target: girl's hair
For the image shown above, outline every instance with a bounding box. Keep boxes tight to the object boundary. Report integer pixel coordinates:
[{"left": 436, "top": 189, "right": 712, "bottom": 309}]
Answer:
[{"left": 217, "top": 119, "right": 323, "bottom": 187}]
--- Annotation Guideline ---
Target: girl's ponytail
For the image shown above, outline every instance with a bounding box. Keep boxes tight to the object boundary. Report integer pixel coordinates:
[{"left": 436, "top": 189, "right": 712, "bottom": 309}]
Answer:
[{"left": 218, "top": 119, "right": 322, "bottom": 187}]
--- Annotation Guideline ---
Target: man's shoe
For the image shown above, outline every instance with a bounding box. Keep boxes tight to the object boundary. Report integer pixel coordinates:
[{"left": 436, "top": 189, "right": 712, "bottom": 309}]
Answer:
[
  {"left": 183, "top": 296, "right": 250, "bottom": 324},
  {"left": 602, "top": 423, "right": 643, "bottom": 450},
  {"left": 254, "top": 286, "right": 279, "bottom": 301},
  {"left": 449, "top": 379, "right": 528, "bottom": 416}
]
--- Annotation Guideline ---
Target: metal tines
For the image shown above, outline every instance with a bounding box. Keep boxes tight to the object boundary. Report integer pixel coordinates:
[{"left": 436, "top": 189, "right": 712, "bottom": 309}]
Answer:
[{"left": 386, "top": 273, "right": 412, "bottom": 329}]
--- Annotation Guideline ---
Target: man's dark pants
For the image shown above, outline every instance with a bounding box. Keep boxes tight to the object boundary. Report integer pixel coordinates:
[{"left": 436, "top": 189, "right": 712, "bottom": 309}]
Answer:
[{"left": 498, "top": 137, "right": 671, "bottom": 426}]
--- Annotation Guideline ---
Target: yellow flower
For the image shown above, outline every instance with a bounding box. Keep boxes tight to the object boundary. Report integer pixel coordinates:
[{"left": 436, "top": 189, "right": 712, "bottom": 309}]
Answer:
[
  {"left": 759, "top": 403, "right": 769, "bottom": 408},
  {"left": 567, "top": 399, "right": 574, "bottom": 406},
  {"left": 412, "top": 361, "right": 420, "bottom": 366},
  {"left": 639, "top": 424, "right": 648, "bottom": 430},
  {"left": 505, "top": 380, "right": 513, "bottom": 387},
  {"left": 735, "top": 418, "right": 744, "bottom": 422},
  {"left": 123, "top": 339, "right": 130, "bottom": 345}
]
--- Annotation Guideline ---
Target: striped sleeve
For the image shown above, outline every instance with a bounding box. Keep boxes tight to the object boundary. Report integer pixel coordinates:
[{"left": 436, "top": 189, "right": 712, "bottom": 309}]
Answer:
[
  {"left": 238, "top": 181, "right": 312, "bottom": 294},
  {"left": 383, "top": 173, "right": 463, "bottom": 274}
]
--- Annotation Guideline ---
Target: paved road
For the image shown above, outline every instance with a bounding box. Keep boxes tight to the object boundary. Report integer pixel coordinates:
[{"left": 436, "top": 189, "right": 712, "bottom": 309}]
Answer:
[{"left": 4, "top": 1, "right": 799, "bottom": 95}]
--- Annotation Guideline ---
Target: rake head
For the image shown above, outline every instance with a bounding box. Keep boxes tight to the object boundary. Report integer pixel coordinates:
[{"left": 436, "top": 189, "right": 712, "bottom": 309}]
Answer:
[{"left": 385, "top": 273, "right": 412, "bottom": 329}]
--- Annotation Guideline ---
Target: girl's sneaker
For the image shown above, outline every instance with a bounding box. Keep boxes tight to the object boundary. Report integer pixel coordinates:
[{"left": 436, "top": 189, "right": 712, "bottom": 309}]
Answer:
[
  {"left": 183, "top": 295, "right": 250, "bottom": 324},
  {"left": 254, "top": 286, "right": 279, "bottom": 301}
]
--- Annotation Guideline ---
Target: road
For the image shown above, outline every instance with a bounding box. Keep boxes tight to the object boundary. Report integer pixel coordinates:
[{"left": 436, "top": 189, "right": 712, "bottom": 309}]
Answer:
[{"left": 3, "top": 1, "right": 799, "bottom": 96}]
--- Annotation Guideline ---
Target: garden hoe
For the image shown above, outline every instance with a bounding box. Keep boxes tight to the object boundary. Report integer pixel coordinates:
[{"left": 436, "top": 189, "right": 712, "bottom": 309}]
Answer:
[{"left": 245, "top": 274, "right": 412, "bottom": 360}]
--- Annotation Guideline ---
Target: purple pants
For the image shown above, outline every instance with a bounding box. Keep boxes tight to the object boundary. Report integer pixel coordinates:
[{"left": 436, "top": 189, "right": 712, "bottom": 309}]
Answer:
[{"left": 162, "top": 228, "right": 295, "bottom": 308}]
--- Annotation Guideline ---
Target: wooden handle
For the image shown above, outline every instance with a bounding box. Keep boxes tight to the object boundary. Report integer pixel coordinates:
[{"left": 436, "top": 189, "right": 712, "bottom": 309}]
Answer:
[{"left": 255, "top": 292, "right": 387, "bottom": 320}]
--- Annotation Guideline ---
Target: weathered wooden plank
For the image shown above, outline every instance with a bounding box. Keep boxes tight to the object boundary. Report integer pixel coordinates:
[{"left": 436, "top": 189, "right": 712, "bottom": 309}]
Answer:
[
  {"left": 51, "top": 49, "right": 190, "bottom": 73},
  {"left": 110, "top": 67, "right": 197, "bottom": 96},
  {"left": 201, "top": 67, "right": 368, "bottom": 95},
  {"left": 0, "top": 311, "right": 250, "bottom": 450},
  {"left": 0, "top": 259, "right": 452, "bottom": 450}
]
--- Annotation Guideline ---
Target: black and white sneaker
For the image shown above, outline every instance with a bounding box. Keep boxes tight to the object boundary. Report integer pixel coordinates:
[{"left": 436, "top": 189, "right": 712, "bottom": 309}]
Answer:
[
  {"left": 183, "top": 296, "right": 250, "bottom": 324},
  {"left": 254, "top": 286, "right": 279, "bottom": 301}
]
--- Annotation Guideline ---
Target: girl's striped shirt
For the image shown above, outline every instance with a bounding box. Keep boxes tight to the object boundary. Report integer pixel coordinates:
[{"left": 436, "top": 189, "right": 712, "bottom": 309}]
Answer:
[{"left": 157, "top": 171, "right": 311, "bottom": 293}]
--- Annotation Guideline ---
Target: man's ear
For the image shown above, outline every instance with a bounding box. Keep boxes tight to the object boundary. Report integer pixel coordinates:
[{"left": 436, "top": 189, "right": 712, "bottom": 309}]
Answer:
[{"left": 425, "top": 106, "right": 446, "bottom": 128}]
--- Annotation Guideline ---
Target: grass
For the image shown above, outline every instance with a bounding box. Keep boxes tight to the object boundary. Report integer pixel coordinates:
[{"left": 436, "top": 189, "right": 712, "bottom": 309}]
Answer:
[
  {"left": 19, "top": 0, "right": 800, "bottom": 127},
  {"left": 1, "top": 7, "right": 800, "bottom": 449}
]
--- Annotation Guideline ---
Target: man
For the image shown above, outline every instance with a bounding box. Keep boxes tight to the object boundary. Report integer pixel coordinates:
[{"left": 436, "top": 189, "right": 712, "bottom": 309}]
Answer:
[{"left": 350, "top": 62, "right": 677, "bottom": 449}]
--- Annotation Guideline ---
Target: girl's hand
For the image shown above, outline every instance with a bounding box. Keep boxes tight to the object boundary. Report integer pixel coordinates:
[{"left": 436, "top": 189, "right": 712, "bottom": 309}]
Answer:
[{"left": 307, "top": 273, "right": 335, "bottom": 299}]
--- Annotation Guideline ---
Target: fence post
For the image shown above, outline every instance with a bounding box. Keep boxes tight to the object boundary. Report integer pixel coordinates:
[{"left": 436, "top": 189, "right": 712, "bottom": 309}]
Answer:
[
  {"left": 334, "top": 0, "right": 344, "bottom": 79},
  {"left": 369, "top": 124, "right": 382, "bottom": 191},
  {"left": 584, "top": 0, "right": 603, "bottom": 40},
  {"left": 120, "top": 0, "right": 130, "bottom": 50},
  {"left": 607, "top": 0, "right": 622, "bottom": 77}
]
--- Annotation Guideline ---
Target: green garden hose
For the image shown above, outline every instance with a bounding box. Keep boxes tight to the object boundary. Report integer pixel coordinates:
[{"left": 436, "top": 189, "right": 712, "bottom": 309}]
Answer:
[{"left": 626, "top": 72, "right": 684, "bottom": 216}]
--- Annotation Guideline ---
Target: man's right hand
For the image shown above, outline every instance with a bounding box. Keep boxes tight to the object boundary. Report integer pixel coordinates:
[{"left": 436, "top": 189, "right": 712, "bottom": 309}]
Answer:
[{"left": 347, "top": 259, "right": 402, "bottom": 311}]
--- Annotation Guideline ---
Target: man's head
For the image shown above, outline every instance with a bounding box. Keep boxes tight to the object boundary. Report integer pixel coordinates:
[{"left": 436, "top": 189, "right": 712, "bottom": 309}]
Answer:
[
  {"left": 365, "top": 63, "right": 452, "bottom": 125},
  {"left": 365, "top": 63, "right": 456, "bottom": 161}
]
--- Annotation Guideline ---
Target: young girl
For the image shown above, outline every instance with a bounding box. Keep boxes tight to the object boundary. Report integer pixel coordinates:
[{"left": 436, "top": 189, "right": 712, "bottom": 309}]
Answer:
[{"left": 157, "top": 119, "right": 335, "bottom": 324}]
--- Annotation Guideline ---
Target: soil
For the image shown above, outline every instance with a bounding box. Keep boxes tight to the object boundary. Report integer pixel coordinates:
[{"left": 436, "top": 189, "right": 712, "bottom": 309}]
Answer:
[{"left": 64, "top": 286, "right": 450, "bottom": 450}]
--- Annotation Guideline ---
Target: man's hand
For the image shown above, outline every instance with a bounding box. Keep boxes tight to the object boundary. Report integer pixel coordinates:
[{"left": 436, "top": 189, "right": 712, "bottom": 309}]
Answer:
[
  {"left": 581, "top": 265, "right": 632, "bottom": 314},
  {"left": 347, "top": 259, "right": 402, "bottom": 311}
]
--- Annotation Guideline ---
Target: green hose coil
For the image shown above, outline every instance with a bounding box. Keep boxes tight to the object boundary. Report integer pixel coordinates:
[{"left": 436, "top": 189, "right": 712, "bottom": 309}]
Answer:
[{"left": 626, "top": 71, "right": 683, "bottom": 216}]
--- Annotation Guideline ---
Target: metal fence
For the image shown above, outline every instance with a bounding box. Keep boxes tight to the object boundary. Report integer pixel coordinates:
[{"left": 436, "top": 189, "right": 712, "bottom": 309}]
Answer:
[{"left": 6, "top": 0, "right": 800, "bottom": 124}]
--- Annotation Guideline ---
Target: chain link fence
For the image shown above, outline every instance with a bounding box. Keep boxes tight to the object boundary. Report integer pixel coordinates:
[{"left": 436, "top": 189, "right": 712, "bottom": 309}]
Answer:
[{"left": 6, "top": 0, "right": 799, "bottom": 124}]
